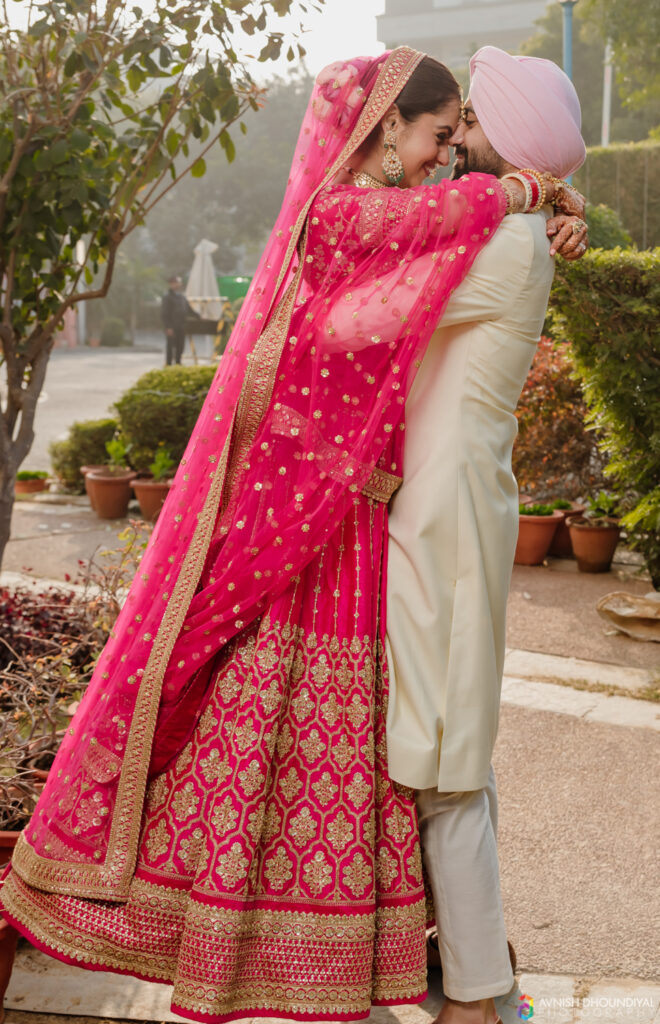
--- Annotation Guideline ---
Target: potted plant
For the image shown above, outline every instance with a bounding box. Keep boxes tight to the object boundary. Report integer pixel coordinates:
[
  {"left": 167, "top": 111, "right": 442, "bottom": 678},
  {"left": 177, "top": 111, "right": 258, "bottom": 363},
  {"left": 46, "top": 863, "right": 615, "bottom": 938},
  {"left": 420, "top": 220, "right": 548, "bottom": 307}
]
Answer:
[
  {"left": 87, "top": 438, "right": 136, "bottom": 519},
  {"left": 132, "top": 448, "right": 176, "bottom": 521},
  {"left": 547, "top": 498, "right": 585, "bottom": 559},
  {"left": 567, "top": 492, "right": 621, "bottom": 573},
  {"left": 514, "top": 503, "right": 564, "bottom": 566},
  {"left": 14, "top": 470, "right": 49, "bottom": 496}
]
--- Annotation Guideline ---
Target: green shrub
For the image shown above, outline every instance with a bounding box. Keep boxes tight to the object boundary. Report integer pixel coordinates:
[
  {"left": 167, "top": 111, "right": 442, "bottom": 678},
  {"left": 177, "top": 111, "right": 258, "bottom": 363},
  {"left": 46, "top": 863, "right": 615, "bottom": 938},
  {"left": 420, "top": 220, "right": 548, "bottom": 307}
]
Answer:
[
  {"left": 574, "top": 141, "right": 660, "bottom": 249},
  {"left": 114, "top": 366, "right": 216, "bottom": 473},
  {"left": 100, "top": 317, "right": 129, "bottom": 347},
  {"left": 519, "top": 503, "right": 556, "bottom": 515},
  {"left": 16, "top": 470, "right": 48, "bottom": 480},
  {"left": 513, "top": 336, "right": 607, "bottom": 501},
  {"left": 49, "top": 417, "right": 118, "bottom": 492},
  {"left": 549, "top": 248, "right": 660, "bottom": 587},
  {"left": 585, "top": 203, "right": 633, "bottom": 250}
]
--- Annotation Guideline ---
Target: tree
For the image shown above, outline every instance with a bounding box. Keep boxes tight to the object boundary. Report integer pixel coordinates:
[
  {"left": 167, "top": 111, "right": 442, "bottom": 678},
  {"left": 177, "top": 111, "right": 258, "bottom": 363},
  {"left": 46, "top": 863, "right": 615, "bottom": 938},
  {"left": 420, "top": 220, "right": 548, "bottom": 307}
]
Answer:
[
  {"left": 0, "top": 0, "right": 321, "bottom": 569},
  {"left": 581, "top": 0, "right": 660, "bottom": 110},
  {"left": 520, "top": 4, "right": 659, "bottom": 146}
]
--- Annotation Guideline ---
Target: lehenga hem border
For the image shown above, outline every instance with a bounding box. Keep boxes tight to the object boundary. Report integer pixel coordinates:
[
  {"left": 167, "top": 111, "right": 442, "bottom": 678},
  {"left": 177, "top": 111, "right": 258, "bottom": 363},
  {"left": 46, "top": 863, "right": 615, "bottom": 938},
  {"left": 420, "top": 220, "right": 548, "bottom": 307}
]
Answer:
[{"left": 3, "top": 906, "right": 429, "bottom": 1024}]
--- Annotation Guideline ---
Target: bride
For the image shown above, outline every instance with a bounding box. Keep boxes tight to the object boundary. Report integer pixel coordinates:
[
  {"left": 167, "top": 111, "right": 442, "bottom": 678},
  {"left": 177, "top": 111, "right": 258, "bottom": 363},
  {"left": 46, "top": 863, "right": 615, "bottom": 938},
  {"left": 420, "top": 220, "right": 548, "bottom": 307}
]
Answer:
[{"left": 1, "top": 47, "right": 584, "bottom": 1024}]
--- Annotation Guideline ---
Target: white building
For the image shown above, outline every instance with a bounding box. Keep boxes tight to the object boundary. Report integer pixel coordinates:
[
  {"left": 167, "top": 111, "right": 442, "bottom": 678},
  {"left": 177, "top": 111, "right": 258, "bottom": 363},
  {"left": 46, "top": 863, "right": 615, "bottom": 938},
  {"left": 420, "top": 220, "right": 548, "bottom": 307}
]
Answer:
[{"left": 377, "top": 0, "right": 550, "bottom": 68}]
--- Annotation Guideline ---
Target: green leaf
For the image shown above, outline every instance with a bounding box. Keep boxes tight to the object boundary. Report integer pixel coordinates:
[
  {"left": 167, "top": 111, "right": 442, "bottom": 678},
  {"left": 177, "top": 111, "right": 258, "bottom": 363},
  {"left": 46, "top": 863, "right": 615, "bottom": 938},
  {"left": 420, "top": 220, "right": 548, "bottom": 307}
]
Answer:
[
  {"left": 34, "top": 149, "right": 53, "bottom": 172},
  {"left": 165, "top": 129, "right": 180, "bottom": 156},
  {"left": 220, "top": 94, "right": 240, "bottom": 121},
  {"left": 190, "top": 157, "right": 207, "bottom": 177},
  {"left": 28, "top": 18, "right": 50, "bottom": 38},
  {"left": 127, "top": 66, "right": 143, "bottom": 92},
  {"left": 219, "top": 130, "right": 235, "bottom": 163},
  {"left": 70, "top": 127, "right": 91, "bottom": 151},
  {"left": 50, "top": 139, "right": 69, "bottom": 165}
]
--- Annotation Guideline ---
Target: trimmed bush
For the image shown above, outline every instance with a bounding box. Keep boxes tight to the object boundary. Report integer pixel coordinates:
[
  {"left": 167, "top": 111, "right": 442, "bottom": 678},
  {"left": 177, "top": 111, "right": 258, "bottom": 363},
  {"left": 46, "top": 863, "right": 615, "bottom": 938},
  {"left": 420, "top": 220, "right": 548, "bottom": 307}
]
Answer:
[
  {"left": 574, "top": 141, "right": 660, "bottom": 249},
  {"left": 114, "top": 365, "right": 216, "bottom": 473},
  {"left": 49, "top": 417, "right": 118, "bottom": 492},
  {"left": 585, "top": 203, "right": 633, "bottom": 250},
  {"left": 100, "top": 316, "right": 129, "bottom": 347},
  {"left": 549, "top": 248, "right": 660, "bottom": 587},
  {"left": 513, "top": 336, "right": 607, "bottom": 502}
]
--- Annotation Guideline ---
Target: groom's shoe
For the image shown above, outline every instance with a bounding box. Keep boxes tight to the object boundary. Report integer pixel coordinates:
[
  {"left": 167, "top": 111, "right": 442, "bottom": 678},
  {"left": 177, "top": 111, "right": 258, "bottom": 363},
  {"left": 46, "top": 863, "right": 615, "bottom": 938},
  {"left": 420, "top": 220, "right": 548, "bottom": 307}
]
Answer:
[{"left": 426, "top": 929, "right": 517, "bottom": 975}]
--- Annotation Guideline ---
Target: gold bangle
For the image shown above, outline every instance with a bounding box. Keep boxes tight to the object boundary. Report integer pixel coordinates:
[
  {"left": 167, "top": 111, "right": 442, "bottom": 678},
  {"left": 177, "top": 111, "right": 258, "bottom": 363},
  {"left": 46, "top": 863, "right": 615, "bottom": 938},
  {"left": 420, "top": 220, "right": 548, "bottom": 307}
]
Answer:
[{"left": 519, "top": 168, "right": 547, "bottom": 212}]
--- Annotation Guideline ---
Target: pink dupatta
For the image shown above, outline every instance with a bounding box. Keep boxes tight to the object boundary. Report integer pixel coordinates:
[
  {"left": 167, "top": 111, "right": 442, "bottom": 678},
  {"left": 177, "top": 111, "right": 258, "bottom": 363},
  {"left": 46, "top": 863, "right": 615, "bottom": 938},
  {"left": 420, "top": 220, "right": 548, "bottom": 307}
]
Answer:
[{"left": 11, "top": 48, "right": 506, "bottom": 900}]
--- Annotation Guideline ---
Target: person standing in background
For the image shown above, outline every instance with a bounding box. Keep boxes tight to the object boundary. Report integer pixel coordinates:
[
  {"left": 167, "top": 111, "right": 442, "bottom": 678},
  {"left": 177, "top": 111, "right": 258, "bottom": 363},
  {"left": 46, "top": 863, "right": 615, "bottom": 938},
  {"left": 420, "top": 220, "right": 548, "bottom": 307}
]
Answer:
[{"left": 161, "top": 274, "right": 200, "bottom": 365}]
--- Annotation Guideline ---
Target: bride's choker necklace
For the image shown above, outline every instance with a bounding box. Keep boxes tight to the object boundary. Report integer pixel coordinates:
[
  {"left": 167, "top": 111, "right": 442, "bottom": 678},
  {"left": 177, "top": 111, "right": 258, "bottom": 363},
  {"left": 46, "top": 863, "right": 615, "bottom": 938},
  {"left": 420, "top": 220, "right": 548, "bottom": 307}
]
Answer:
[{"left": 351, "top": 169, "right": 389, "bottom": 190}]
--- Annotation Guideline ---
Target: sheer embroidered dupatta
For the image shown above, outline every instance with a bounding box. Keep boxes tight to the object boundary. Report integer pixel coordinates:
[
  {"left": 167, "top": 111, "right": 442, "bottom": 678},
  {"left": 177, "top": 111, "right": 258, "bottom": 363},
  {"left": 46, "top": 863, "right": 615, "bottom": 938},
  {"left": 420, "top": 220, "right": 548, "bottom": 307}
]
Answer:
[{"left": 11, "top": 49, "right": 506, "bottom": 900}]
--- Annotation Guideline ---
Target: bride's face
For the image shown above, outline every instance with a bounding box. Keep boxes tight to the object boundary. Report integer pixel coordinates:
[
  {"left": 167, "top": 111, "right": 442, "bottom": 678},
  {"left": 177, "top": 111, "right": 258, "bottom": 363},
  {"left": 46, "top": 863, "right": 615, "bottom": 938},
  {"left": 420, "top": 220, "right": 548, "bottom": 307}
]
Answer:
[{"left": 393, "top": 98, "right": 462, "bottom": 188}]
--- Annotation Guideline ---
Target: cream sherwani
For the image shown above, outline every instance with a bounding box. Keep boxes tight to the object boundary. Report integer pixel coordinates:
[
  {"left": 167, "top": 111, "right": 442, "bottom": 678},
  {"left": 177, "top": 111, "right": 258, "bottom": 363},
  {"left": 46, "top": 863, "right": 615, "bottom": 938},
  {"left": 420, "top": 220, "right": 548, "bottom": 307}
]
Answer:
[{"left": 386, "top": 211, "right": 555, "bottom": 794}]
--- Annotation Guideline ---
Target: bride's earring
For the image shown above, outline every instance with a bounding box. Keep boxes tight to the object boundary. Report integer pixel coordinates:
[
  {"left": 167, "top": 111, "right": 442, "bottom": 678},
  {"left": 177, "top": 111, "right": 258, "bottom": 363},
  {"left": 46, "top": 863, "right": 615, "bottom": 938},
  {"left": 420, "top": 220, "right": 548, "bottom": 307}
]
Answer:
[{"left": 382, "top": 127, "right": 404, "bottom": 185}]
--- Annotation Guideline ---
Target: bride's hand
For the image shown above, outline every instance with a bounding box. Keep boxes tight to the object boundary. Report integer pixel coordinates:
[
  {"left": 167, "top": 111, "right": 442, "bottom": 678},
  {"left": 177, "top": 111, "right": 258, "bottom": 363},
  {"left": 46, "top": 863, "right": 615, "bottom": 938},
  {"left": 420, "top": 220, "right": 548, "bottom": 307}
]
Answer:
[{"left": 547, "top": 214, "right": 589, "bottom": 259}]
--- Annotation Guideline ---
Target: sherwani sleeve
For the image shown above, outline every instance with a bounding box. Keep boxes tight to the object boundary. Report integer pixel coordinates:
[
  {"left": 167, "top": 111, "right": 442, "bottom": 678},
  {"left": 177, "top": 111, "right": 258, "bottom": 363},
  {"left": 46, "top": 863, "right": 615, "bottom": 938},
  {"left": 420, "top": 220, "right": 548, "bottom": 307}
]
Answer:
[{"left": 439, "top": 215, "right": 536, "bottom": 328}]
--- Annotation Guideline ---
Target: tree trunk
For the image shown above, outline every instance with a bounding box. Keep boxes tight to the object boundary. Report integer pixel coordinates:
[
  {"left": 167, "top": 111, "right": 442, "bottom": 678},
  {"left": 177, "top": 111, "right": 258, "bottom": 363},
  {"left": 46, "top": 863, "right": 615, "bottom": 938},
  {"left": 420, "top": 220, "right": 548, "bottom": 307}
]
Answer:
[{"left": 0, "top": 342, "right": 52, "bottom": 571}]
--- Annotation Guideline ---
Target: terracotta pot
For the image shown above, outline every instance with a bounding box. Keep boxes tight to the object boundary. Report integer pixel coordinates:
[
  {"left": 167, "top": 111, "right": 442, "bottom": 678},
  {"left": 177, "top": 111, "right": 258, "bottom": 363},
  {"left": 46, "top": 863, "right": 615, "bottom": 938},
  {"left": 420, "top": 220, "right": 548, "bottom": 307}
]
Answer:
[
  {"left": 14, "top": 476, "right": 49, "bottom": 495},
  {"left": 567, "top": 515, "right": 621, "bottom": 573},
  {"left": 132, "top": 477, "right": 173, "bottom": 521},
  {"left": 514, "top": 509, "right": 563, "bottom": 566},
  {"left": 87, "top": 468, "right": 136, "bottom": 519},
  {"left": 548, "top": 503, "right": 585, "bottom": 558},
  {"left": 0, "top": 831, "right": 20, "bottom": 867},
  {"left": 80, "top": 464, "right": 107, "bottom": 511}
]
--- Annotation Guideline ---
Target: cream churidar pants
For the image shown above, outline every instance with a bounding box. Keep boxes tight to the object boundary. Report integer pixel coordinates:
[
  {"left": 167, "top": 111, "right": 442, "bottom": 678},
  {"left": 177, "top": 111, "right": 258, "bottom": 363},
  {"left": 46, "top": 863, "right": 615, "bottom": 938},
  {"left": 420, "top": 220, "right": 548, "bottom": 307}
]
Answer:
[{"left": 416, "top": 766, "right": 514, "bottom": 1002}]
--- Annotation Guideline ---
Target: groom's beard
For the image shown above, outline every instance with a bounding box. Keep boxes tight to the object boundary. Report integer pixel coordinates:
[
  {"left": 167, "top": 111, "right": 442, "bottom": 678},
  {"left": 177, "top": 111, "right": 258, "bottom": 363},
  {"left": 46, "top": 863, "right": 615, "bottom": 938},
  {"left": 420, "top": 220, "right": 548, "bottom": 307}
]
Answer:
[{"left": 451, "top": 144, "right": 505, "bottom": 180}]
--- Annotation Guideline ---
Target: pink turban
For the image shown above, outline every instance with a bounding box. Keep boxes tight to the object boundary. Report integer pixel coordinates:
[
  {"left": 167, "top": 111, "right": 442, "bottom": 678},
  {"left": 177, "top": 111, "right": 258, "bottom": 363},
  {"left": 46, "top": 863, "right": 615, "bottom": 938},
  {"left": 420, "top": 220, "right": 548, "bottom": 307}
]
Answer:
[{"left": 469, "top": 45, "right": 586, "bottom": 178}]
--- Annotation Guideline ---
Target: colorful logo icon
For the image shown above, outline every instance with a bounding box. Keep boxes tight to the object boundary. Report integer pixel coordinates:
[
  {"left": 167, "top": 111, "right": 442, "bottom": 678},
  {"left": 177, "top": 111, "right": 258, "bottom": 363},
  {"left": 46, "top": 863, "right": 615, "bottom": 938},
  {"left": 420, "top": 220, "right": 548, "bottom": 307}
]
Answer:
[{"left": 518, "top": 993, "right": 534, "bottom": 1019}]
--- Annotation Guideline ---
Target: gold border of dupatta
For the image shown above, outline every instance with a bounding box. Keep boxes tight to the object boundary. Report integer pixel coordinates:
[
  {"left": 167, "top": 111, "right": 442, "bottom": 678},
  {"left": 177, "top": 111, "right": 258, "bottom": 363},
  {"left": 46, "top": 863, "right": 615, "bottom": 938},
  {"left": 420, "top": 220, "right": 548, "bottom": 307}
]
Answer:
[{"left": 12, "top": 46, "right": 425, "bottom": 900}]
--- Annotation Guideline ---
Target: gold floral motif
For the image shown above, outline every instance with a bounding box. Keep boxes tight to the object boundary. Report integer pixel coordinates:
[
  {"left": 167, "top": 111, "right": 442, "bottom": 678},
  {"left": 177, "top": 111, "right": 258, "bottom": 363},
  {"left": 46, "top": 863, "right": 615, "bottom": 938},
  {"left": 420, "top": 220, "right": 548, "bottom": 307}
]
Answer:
[
  {"left": 290, "top": 687, "right": 314, "bottom": 722},
  {"left": 245, "top": 801, "right": 266, "bottom": 841},
  {"left": 312, "top": 771, "right": 338, "bottom": 806},
  {"left": 299, "top": 728, "right": 326, "bottom": 764},
  {"left": 199, "top": 748, "right": 231, "bottom": 785},
  {"left": 331, "top": 734, "right": 354, "bottom": 770},
  {"left": 216, "top": 840, "right": 249, "bottom": 887},
  {"left": 327, "top": 810, "right": 353, "bottom": 853},
  {"left": 198, "top": 704, "right": 219, "bottom": 737},
  {"left": 259, "top": 679, "right": 281, "bottom": 715},
  {"left": 210, "top": 796, "right": 239, "bottom": 837},
  {"left": 279, "top": 766, "right": 303, "bottom": 802},
  {"left": 218, "top": 667, "right": 242, "bottom": 703},
  {"left": 276, "top": 723, "right": 294, "bottom": 758},
  {"left": 144, "top": 818, "right": 169, "bottom": 860},
  {"left": 263, "top": 803, "right": 282, "bottom": 841},
  {"left": 346, "top": 772, "right": 371, "bottom": 809},
  {"left": 302, "top": 850, "right": 333, "bottom": 893},
  {"left": 376, "top": 847, "right": 399, "bottom": 890},
  {"left": 237, "top": 758, "right": 265, "bottom": 797},
  {"left": 171, "top": 782, "right": 200, "bottom": 821},
  {"left": 256, "top": 640, "right": 279, "bottom": 672},
  {"left": 320, "top": 692, "right": 341, "bottom": 727},
  {"left": 342, "top": 851, "right": 372, "bottom": 896},
  {"left": 346, "top": 693, "right": 369, "bottom": 728},
  {"left": 233, "top": 720, "right": 259, "bottom": 752},
  {"left": 310, "top": 654, "right": 331, "bottom": 686},
  {"left": 385, "top": 805, "right": 413, "bottom": 843},
  {"left": 288, "top": 806, "right": 318, "bottom": 848},
  {"left": 263, "top": 845, "right": 294, "bottom": 890},
  {"left": 177, "top": 827, "right": 204, "bottom": 867}
]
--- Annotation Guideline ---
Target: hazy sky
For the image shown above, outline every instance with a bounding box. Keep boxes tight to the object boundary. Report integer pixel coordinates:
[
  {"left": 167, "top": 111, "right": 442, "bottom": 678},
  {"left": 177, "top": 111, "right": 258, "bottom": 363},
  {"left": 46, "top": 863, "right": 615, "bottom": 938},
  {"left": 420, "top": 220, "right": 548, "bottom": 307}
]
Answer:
[{"left": 269, "top": 0, "right": 386, "bottom": 75}]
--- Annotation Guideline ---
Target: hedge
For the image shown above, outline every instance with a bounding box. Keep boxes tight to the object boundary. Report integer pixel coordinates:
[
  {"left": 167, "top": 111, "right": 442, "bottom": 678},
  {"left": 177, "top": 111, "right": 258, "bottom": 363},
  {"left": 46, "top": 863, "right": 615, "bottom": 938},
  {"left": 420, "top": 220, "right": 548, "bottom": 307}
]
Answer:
[
  {"left": 513, "top": 337, "right": 606, "bottom": 501},
  {"left": 574, "top": 141, "right": 660, "bottom": 250},
  {"left": 49, "top": 417, "right": 118, "bottom": 492},
  {"left": 549, "top": 247, "right": 660, "bottom": 588},
  {"left": 114, "top": 365, "right": 217, "bottom": 473}
]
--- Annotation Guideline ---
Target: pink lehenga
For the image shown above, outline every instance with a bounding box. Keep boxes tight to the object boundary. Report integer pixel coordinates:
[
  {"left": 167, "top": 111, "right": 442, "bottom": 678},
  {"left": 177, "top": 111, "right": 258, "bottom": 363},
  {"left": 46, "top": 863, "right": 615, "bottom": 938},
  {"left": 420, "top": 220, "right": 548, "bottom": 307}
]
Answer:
[{"left": 1, "top": 48, "right": 507, "bottom": 1022}]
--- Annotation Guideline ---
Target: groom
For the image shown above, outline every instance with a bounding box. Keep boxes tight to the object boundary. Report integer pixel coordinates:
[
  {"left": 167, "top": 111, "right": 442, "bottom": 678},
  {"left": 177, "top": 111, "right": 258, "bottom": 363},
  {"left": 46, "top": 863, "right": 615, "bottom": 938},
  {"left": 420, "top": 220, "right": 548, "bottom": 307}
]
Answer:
[{"left": 385, "top": 47, "right": 587, "bottom": 1024}]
